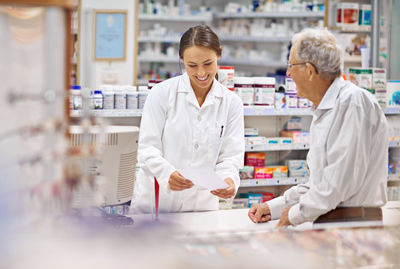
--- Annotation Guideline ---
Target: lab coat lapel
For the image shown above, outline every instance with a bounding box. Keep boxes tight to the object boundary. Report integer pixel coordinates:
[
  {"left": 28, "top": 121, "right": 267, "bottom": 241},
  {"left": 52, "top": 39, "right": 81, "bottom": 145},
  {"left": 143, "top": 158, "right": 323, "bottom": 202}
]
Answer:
[{"left": 181, "top": 72, "right": 201, "bottom": 109}]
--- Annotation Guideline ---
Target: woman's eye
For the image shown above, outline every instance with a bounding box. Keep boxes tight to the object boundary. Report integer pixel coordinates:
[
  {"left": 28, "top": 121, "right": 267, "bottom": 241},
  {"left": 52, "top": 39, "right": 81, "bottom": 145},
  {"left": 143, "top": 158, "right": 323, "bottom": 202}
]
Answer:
[
  {"left": 189, "top": 65, "right": 196, "bottom": 68},
  {"left": 204, "top": 62, "right": 212, "bottom": 66}
]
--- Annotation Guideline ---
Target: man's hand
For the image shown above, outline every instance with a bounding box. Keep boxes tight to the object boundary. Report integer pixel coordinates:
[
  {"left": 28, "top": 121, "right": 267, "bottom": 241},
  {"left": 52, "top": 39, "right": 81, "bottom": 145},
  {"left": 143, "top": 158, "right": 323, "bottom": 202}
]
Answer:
[
  {"left": 168, "top": 171, "right": 193, "bottom": 191},
  {"left": 211, "top": 178, "right": 235, "bottom": 199},
  {"left": 275, "top": 206, "right": 292, "bottom": 228},
  {"left": 248, "top": 203, "right": 271, "bottom": 223}
]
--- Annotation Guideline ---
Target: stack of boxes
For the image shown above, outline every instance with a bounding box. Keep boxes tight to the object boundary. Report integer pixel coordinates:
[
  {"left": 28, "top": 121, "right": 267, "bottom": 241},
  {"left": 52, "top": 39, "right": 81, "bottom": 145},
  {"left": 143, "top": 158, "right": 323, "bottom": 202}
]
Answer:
[
  {"left": 348, "top": 67, "right": 387, "bottom": 108},
  {"left": 285, "top": 160, "right": 309, "bottom": 178}
]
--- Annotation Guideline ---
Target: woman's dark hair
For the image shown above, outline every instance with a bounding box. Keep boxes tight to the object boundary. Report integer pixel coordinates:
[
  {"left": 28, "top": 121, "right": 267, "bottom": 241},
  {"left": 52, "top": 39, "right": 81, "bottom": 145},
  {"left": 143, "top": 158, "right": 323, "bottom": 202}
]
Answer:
[{"left": 179, "top": 25, "right": 222, "bottom": 59}]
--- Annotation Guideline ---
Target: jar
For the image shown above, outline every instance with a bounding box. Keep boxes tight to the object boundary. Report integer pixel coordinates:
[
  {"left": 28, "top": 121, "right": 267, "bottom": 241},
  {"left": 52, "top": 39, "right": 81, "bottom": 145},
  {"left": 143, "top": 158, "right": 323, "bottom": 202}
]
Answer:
[
  {"left": 70, "top": 85, "right": 82, "bottom": 110},
  {"left": 93, "top": 90, "right": 103, "bottom": 110},
  {"left": 126, "top": 86, "right": 138, "bottom": 110},
  {"left": 138, "top": 90, "right": 149, "bottom": 109},
  {"left": 114, "top": 86, "right": 127, "bottom": 110},
  {"left": 234, "top": 77, "right": 254, "bottom": 105},
  {"left": 254, "top": 77, "right": 275, "bottom": 107},
  {"left": 101, "top": 85, "right": 114, "bottom": 110}
]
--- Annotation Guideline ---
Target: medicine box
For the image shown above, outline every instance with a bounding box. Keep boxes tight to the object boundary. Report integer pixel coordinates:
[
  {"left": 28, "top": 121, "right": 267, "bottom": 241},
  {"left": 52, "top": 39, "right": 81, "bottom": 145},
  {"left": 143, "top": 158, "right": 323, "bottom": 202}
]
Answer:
[
  {"left": 280, "top": 130, "right": 302, "bottom": 144},
  {"left": 254, "top": 167, "right": 273, "bottom": 179},
  {"left": 387, "top": 80, "right": 400, "bottom": 107},
  {"left": 245, "top": 152, "right": 265, "bottom": 167},
  {"left": 239, "top": 166, "right": 254, "bottom": 179},
  {"left": 267, "top": 165, "right": 289, "bottom": 178},
  {"left": 245, "top": 128, "right": 259, "bottom": 137}
]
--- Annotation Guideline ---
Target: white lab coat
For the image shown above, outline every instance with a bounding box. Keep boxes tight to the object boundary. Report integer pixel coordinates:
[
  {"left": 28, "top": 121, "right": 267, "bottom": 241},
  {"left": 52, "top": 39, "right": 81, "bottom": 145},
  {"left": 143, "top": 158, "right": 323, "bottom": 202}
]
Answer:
[{"left": 131, "top": 73, "right": 244, "bottom": 213}]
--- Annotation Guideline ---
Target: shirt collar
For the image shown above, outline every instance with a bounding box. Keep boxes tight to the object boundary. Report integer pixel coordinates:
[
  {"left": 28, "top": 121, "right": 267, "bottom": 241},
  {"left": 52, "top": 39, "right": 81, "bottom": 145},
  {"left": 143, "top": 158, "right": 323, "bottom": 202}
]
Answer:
[
  {"left": 178, "top": 72, "right": 224, "bottom": 98},
  {"left": 316, "top": 76, "right": 345, "bottom": 110}
]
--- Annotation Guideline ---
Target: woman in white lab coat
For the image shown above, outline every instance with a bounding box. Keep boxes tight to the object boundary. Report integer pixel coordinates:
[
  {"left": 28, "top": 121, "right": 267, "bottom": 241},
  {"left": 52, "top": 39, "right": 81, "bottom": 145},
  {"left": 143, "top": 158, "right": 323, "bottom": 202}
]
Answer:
[{"left": 131, "top": 25, "right": 244, "bottom": 213}]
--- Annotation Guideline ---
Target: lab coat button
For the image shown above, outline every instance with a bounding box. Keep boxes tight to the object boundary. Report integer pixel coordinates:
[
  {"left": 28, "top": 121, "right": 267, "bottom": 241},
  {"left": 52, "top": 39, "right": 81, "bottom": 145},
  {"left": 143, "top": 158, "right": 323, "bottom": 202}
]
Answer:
[{"left": 194, "top": 143, "right": 199, "bottom": 150}]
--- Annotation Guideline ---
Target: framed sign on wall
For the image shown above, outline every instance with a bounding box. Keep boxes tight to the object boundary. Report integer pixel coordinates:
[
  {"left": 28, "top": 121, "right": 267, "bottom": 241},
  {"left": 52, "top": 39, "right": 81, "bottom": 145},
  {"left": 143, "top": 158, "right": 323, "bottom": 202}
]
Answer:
[{"left": 94, "top": 10, "right": 127, "bottom": 61}]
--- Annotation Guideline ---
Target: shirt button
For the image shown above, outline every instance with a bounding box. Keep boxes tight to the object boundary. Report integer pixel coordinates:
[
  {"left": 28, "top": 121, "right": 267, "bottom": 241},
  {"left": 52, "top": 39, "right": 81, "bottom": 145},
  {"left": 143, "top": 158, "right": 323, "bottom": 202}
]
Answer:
[
  {"left": 197, "top": 115, "right": 201, "bottom": 121},
  {"left": 194, "top": 143, "right": 199, "bottom": 150}
]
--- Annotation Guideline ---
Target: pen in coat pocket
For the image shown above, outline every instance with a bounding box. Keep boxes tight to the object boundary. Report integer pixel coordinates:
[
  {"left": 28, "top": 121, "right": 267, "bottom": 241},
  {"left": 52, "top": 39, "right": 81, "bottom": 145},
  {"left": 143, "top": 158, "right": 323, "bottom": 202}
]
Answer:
[{"left": 220, "top": 125, "right": 224, "bottom": 138}]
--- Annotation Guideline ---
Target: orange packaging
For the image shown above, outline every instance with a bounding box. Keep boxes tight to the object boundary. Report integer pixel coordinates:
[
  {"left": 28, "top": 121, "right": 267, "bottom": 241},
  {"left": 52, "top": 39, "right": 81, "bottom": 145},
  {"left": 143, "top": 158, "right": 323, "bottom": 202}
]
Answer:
[
  {"left": 254, "top": 167, "right": 273, "bottom": 179},
  {"left": 245, "top": 152, "right": 265, "bottom": 167}
]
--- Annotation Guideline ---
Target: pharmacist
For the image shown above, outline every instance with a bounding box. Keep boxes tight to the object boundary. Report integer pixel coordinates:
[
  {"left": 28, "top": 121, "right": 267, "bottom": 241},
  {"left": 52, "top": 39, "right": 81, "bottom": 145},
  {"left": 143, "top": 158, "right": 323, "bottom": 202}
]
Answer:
[
  {"left": 131, "top": 25, "right": 244, "bottom": 213},
  {"left": 249, "top": 28, "right": 388, "bottom": 226}
]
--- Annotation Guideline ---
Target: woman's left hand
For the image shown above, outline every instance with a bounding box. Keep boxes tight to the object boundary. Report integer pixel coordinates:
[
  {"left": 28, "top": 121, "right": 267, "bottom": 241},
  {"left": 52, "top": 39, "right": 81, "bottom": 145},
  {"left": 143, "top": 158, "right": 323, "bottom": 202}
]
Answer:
[{"left": 211, "top": 178, "right": 235, "bottom": 199}]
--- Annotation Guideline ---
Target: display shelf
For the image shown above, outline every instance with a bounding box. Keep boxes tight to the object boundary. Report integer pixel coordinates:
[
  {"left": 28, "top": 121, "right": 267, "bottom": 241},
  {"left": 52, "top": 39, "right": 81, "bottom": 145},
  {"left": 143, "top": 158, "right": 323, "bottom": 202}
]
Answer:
[
  {"left": 344, "top": 55, "right": 362, "bottom": 63},
  {"left": 388, "top": 175, "right": 400, "bottom": 182},
  {"left": 219, "top": 58, "right": 286, "bottom": 68},
  {"left": 389, "top": 140, "right": 400, "bottom": 148},
  {"left": 138, "top": 36, "right": 180, "bottom": 43},
  {"left": 385, "top": 107, "right": 400, "bottom": 115},
  {"left": 219, "top": 36, "right": 291, "bottom": 43},
  {"left": 329, "top": 25, "right": 371, "bottom": 33},
  {"left": 244, "top": 106, "right": 313, "bottom": 116},
  {"left": 215, "top": 11, "right": 324, "bottom": 19},
  {"left": 138, "top": 14, "right": 212, "bottom": 22},
  {"left": 246, "top": 143, "right": 309, "bottom": 152},
  {"left": 240, "top": 177, "right": 309, "bottom": 187},
  {"left": 70, "top": 109, "right": 143, "bottom": 117},
  {"left": 138, "top": 56, "right": 179, "bottom": 63}
]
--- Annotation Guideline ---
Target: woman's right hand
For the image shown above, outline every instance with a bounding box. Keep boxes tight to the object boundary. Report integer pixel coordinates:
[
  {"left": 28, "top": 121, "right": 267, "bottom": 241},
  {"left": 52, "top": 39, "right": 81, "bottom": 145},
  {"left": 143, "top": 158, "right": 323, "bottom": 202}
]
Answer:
[{"left": 168, "top": 171, "right": 194, "bottom": 191}]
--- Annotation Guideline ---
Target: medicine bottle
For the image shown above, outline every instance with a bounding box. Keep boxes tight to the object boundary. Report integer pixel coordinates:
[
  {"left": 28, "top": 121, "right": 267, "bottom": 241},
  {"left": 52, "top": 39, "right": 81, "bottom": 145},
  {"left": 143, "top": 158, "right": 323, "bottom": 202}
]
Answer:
[
  {"left": 101, "top": 85, "right": 114, "bottom": 110},
  {"left": 114, "top": 86, "right": 127, "bottom": 110},
  {"left": 126, "top": 86, "right": 138, "bottom": 110},
  {"left": 93, "top": 90, "right": 103, "bottom": 110},
  {"left": 70, "top": 85, "right": 82, "bottom": 110}
]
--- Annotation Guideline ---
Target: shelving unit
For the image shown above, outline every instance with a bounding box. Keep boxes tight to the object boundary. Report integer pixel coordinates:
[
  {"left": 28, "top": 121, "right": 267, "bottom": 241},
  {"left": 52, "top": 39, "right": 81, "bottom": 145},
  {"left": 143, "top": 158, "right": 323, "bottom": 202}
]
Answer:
[
  {"left": 138, "top": 14, "right": 212, "bottom": 22},
  {"left": 240, "top": 177, "right": 309, "bottom": 187},
  {"left": 246, "top": 143, "right": 309, "bottom": 152},
  {"left": 70, "top": 109, "right": 143, "bottom": 118},
  {"left": 215, "top": 11, "right": 324, "bottom": 19}
]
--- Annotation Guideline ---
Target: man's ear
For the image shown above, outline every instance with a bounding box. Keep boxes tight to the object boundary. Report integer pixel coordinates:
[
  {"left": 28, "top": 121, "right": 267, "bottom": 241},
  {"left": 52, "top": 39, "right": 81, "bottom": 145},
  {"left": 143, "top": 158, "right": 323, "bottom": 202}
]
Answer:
[{"left": 307, "top": 63, "right": 316, "bottom": 81}]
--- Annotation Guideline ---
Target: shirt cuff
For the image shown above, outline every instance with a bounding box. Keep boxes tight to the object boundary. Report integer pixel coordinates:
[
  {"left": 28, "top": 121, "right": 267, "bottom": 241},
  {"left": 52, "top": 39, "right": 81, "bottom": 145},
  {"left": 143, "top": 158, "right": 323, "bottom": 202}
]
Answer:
[
  {"left": 266, "top": 196, "right": 286, "bottom": 220},
  {"left": 288, "top": 203, "right": 306, "bottom": 225}
]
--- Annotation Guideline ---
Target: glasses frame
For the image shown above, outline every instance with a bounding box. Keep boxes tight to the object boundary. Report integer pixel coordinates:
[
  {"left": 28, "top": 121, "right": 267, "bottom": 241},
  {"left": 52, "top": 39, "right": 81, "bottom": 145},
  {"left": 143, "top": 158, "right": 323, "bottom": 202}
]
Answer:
[{"left": 286, "top": 61, "right": 319, "bottom": 74}]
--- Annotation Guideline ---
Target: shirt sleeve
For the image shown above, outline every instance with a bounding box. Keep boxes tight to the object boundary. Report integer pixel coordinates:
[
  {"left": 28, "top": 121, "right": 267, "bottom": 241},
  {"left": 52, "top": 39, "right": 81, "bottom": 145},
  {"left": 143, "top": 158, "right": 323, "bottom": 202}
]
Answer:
[
  {"left": 288, "top": 104, "right": 374, "bottom": 225},
  {"left": 137, "top": 85, "right": 176, "bottom": 191},
  {"left": 267, "top": 182, "right": 311, "bottom": 219},
  {"left": 215, "top": 95, "right": 245, "bottom": 193}
]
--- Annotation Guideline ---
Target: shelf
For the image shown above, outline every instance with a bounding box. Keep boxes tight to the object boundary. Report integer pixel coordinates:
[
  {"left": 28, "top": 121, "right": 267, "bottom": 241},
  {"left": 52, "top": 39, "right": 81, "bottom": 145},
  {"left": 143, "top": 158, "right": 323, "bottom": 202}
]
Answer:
[
  {"left": 244, "top": 107, "right": 312, "bottom": 116},
  {"left": 389, "top": 140, "right": 400, "bottom": 148},
  {"left": 240, "top": 177, "right": 309, "bottom": 187},
  {"left": 219, "top": 58, "right": 286, "bottom": 68},
  {"left": 138, "top": 56, "right": 180, "bottom": 63},
  {"left": 385, "top": 107, "right": 400, "bottom": 115},
  {"left": 138, "top": 36, "right": 180, "bottom": 43},
  {"left": 70, "top": 109, "right": 143, "bottom": 118},
  {"left": 219, "top": 36, "right": 291, "bottom": 43},
  {"left": 344, "top": 55, "right": 362, "bottom": 63},
  {"left": 246, "top": 143, "right": 309, "bottom": 152},
  {"left": 138, "top": 14, "right": 212, "bottom": 22},
  {"left": 388, "top": 175, "right": 400, "bottom": 182},
  {"left": 329, "top": 25, "right": 371, "bottom": 33},
  {"left": 215, "top": 11, "right": 324, "bottom": 19}
]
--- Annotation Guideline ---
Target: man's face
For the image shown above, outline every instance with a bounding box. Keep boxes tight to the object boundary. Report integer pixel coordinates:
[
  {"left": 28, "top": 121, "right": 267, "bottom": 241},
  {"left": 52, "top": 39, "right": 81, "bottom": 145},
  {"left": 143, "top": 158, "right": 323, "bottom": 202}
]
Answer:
[{"left": 286, "top": 42, "right": 309, "bottom": 98}]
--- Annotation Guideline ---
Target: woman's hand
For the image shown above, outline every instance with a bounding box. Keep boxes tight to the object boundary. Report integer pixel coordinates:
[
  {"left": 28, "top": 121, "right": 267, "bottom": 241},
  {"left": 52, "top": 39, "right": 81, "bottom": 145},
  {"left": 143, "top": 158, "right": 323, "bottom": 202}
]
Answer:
[
  {"left": 210, "top": 177, "right": 235, "bottom": 199},
  {"left": 168, "top": 171, "right": 194, "bottom": 191}
]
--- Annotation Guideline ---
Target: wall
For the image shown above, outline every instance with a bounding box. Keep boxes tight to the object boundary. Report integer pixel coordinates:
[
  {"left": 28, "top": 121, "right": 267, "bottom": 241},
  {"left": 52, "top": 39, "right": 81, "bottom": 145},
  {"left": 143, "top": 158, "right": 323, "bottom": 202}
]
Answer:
[{"left": 79, "top": 0, "right": 136, "bottom": 88}]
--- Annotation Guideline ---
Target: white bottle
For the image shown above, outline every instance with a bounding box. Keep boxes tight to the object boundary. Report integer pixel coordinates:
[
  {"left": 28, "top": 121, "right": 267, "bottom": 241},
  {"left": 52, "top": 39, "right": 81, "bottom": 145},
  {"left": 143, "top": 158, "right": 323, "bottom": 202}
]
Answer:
[
  {"left": 126, "top": 86, "right": 139, "bottom": 110},
  {"left": 93, "top": 90, "right": 103, "bottom": 110},
  {"left": 101, "top": 85, "right": 115, "bottom": 110},
  {"left": 70, "top": 85, "right": 82, "bottom": 110},
  {"left": 114, "top": 86, "right": 127, "bottom": 110}
]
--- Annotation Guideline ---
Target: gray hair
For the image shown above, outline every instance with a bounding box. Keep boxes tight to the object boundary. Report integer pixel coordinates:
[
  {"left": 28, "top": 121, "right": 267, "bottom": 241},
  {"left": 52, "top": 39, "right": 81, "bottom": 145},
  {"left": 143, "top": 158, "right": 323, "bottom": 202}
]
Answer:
[{"left": 291, "top": 28, "right": 344, "bottom": 80}]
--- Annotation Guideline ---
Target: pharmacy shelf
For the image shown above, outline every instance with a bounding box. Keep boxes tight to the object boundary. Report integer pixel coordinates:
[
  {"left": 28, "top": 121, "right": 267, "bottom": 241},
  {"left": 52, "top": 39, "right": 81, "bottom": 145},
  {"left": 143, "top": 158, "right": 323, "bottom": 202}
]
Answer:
[
  {"left": 219, "top": 36, "right": 291, "bottom": 43},
  {"left": 138, "top": 36, "right": 180, "bottom": 43},
  {"left": 215, "top": 11, "right": 324, "bottom": 19},
  {"left": 138, "top": 14, "right": 212, "bottom": 22},
  {"left": 389, "top": 140, "right": 400, "bottom": 148},
  {"left": 244, "top": 107, "right": 312, "bottom": 116},
  {"left": 219, "top": 58, "right": 286, "bottom": 68},
  {"left": 70, "top": 109, "right": 143, "bottom": 118},
  {"left": 240, "top": 177, "right": 309, "bottom": 187},
  {"left": 385, "top": 107, "right": 400, "bottom": 115},
  {"left": 388, "top": 175, "right": 400, "bottom": 182},
  {"left": 138, "top": 56, "right": 180, "bottom": 63},
  {"left": 344, "top": 56, "right": 362, "bottom": 63},
  {"left": 246, "top": 143, "right": 309, "bottom": 152},
  {"left": 329, "top": 25, "right": 371, "bottom": 33}
]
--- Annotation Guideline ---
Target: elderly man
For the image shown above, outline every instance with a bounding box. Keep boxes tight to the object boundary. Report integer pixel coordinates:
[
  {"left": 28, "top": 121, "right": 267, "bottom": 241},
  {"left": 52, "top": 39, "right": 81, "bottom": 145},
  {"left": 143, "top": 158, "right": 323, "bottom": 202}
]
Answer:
[{"left": 248, "top": 28, "right": 388, "bottom": 227}]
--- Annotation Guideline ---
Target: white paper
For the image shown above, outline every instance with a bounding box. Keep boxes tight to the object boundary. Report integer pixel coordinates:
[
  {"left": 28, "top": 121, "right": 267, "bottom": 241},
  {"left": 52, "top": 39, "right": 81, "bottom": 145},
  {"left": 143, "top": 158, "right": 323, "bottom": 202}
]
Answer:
[{"left": 178, "top": 167, "right": 229, "bottom": 190}]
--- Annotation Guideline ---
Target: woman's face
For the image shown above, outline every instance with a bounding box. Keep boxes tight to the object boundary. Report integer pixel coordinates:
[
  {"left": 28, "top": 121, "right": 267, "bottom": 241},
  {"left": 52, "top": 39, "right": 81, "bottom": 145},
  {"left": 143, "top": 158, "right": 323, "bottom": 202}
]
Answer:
[{"left": 182, "top": 45, "right": 219, "bottom": 93}]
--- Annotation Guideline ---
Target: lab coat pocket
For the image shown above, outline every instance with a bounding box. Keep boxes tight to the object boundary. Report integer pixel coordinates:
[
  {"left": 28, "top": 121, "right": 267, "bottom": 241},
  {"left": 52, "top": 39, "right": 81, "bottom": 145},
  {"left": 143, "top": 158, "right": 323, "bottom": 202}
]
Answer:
[{"left": 208, "top": 126, "right": 223, "bottom": 162}]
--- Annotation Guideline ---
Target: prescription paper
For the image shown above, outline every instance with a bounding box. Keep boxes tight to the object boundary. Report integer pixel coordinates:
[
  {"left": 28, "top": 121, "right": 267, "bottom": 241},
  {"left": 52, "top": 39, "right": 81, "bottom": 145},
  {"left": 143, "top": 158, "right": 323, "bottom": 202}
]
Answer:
[{"left": 179, "top": 167, "right": 229, "bottom": 190}]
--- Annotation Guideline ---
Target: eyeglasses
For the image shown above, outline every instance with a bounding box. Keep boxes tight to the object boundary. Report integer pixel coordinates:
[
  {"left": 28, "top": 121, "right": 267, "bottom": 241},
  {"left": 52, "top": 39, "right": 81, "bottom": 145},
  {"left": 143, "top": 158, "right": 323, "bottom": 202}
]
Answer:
[{"left": 286, "top": 62, "right": 319, "bottom": 74}]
